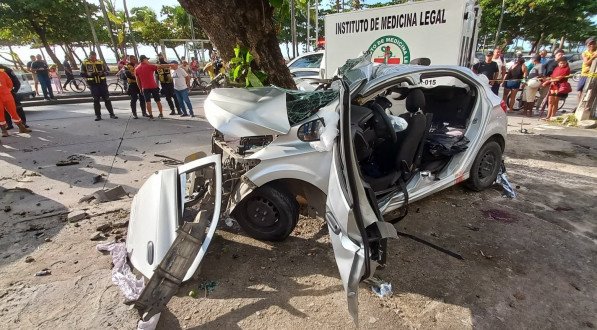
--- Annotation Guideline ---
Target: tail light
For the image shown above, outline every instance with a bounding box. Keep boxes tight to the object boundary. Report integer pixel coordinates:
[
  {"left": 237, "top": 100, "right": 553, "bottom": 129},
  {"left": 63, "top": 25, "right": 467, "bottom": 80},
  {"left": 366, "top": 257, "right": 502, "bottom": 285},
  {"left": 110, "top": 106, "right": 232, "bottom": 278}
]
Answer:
[{"left": 500, "top": 100, "right": 508, "bottom": 113}]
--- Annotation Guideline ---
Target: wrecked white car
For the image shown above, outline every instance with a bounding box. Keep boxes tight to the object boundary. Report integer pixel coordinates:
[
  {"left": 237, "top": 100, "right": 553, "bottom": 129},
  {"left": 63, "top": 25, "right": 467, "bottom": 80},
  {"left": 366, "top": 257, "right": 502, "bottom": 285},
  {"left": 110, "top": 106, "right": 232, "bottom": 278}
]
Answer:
[{"left": 126, "top": 55, "right": 507, "bottom": 322}]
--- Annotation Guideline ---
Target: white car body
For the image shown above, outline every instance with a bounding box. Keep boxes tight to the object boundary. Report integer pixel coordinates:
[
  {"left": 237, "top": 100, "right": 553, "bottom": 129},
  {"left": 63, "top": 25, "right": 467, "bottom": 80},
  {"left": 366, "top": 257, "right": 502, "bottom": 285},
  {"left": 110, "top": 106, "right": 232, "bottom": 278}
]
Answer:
[{"left": 127, "top": 56, "right": 507, "bottom": 322}]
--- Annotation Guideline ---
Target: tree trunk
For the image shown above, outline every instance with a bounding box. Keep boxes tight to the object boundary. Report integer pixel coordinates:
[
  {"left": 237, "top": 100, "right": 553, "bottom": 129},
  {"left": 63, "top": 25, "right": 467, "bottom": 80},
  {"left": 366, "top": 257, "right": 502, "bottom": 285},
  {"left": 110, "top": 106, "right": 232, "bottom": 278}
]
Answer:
[
  {"left": 65, "top": 43, "right": 81, "bottom": 70},
  {"left": 152, "top": 45, "right": 159, "bottom": 56},
  {"left": 170, "top": 47, "right": 182, "bottom": 61},
  {"left": 99, "top": 0, "right": 120, "bottom": 61},
  {"left": 179, "top": 0, "right": 295, "bottom": 89},
  {"left": 27, "top": 20, "right": 64, "bottom": 70}
]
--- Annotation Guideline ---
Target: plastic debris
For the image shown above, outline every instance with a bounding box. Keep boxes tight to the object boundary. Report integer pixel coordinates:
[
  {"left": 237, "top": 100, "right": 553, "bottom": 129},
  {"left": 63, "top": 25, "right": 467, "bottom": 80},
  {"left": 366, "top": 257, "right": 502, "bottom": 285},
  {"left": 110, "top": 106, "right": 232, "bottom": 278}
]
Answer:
[
  {"left": 496, "top": 163, "right": 516, "bottom": 198},
  {"left": 96, "top": 242, "right": 145, "bottom": 303},
  {"left": 137, "top": 313, "right": 160, "bottom": 330},
  {"left": 367, "top": 277, "right": 393, "bottom": 298},
  {"left": 35, "top": 268, "right": 51, "bottom": 276},
  {"left": 310, "top": 111, "right": 340, "bottom": 152}
]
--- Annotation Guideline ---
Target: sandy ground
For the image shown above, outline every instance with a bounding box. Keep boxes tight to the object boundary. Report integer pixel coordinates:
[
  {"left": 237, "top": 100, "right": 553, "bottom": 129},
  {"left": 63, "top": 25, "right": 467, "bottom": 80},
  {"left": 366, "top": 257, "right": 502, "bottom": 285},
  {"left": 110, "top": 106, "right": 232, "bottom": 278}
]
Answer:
[{"left": 0, "top": 97, "right": 596, "bottom": 329}]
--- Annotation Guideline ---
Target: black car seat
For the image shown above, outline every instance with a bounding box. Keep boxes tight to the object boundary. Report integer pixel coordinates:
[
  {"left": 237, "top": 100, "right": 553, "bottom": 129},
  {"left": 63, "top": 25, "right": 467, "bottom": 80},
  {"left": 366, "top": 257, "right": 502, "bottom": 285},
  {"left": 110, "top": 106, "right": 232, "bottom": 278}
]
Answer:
[{"left": 395, "top": 88, "right": 430, "bottom": 177}]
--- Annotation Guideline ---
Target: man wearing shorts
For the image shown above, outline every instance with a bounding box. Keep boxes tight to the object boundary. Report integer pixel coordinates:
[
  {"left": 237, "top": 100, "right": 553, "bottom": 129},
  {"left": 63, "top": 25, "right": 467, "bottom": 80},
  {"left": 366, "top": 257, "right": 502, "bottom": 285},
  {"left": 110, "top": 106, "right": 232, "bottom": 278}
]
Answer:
[
  {"left": 577, "top": 37, "right": 596, "bottom": 103},
  {"left": 135, "top": 55, "right": 169, "bottom": 119}
]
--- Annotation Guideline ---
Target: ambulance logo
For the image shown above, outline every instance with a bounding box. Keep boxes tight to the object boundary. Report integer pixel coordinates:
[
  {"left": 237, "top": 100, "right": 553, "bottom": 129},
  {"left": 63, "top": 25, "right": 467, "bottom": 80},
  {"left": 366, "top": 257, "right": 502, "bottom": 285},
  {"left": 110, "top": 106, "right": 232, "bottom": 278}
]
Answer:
[{"left": 368, "top": 35, "right": 411, "bottom": 64}]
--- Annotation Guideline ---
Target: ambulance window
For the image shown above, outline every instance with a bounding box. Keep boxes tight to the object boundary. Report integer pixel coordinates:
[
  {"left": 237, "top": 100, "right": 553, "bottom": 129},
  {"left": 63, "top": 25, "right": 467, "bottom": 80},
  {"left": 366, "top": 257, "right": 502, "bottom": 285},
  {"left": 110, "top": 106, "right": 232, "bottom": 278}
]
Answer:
[{"left": 289, "top": 54, "right": 323, "bottom": 69}]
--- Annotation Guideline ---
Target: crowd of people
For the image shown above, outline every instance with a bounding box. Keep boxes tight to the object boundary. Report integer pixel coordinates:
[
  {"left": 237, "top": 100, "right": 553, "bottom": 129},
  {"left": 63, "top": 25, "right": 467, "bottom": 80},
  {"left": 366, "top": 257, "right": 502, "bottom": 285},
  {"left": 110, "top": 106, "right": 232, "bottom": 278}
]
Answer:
[{"left": 472, "top": 37, "right": 596, "bottom": 121}]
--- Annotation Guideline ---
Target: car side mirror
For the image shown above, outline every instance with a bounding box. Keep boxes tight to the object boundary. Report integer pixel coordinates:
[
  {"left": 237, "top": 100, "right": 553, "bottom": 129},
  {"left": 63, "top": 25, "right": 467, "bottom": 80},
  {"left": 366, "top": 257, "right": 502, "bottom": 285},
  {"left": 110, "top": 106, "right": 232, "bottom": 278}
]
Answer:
[
  {"left": 297, "top": 118, "right": 325, "bottom": 142},
  {"left": 410, "top": 58, "right": 431, "bottom": 66}
]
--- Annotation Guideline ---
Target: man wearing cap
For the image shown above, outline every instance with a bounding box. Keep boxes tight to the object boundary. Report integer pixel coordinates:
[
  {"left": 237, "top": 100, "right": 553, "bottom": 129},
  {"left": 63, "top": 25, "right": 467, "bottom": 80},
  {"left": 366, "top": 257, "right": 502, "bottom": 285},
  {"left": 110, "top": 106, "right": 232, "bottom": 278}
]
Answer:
[
  {"left": 578, "top": 37, "right": 596, "bottom": 103},
  {"left": 135, "top": 55, "right": 169, "bottom": 119},
  {"left": 81, "top": 51, "right": 117, "bottom": 121},
  {"left": 125, "top": 55, "right": 147, "bottom": 119},
  {"left": 536, "top": 49, "right": 565, "bottom": 113},
  {"left": 473, "top": 50, "right": 500, "bottom": 95},
  {"left": 157, "top": 55, "right": 181, "bottom": 115}
]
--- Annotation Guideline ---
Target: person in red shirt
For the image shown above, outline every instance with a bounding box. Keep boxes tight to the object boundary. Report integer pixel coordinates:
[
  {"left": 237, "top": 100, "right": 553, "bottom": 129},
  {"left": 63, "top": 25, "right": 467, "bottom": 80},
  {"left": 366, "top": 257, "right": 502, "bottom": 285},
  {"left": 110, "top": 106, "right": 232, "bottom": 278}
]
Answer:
[
  {"left": 134, "top": 55, "right": 169, "bottom": 119},
  {"left": 544, "top": 58, "right": 571, "bottom": 121},
  {"left": 1, "top": 69, "right": 31, "bottom": 138}
]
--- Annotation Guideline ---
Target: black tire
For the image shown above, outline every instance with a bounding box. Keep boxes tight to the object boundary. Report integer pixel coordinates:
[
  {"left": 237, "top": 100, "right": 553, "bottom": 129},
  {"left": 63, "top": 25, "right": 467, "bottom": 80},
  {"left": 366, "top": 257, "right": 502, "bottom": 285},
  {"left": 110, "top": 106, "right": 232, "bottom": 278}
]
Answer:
[
  {"left": 69, "top": 79, "right": 86, "bottom": 93},
  {"left": 466, "top": 141, "right": 502, "bottom": 191},
  {"left": 233, "top": 184, "right": 299, "bottom": 241}
]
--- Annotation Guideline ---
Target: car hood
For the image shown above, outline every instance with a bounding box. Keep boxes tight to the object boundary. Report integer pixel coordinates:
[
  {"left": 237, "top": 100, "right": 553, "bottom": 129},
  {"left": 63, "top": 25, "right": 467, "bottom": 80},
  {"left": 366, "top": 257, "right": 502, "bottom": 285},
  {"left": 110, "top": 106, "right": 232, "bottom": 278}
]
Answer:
[{"left": 204, "top": 87, "right": 291, "bottom": 137}]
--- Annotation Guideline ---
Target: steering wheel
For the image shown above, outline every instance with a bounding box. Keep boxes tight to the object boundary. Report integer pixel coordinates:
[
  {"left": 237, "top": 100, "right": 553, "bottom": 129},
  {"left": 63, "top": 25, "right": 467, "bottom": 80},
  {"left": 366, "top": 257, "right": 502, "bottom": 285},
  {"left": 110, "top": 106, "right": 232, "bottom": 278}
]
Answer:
[{"left": 369, "top": 99, "right": 397, "bottom": 144}]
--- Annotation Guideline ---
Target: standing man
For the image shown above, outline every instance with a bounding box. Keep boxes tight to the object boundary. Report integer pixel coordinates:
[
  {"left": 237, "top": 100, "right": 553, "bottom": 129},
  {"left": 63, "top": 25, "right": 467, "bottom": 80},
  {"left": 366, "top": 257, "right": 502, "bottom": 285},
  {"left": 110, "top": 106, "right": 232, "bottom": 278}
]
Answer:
[
  {"left": 491, "top": 48, "right": 506, "bottom": 96},
  {"left": 577, "top": 37, "right": 596, "bottom": 103},
  {"left": 26, "top": 55, "right": 39, "bottom": 96},
  {"left": 62, "top": 56, "right": 75, "bottom": 90},
  {"left": 473, "top": 50, "right": 500, "bottom": 94},
  {"left": 539, "top": 49, "right": 549, "bottom": 66},
  {"left": 0, "top": 64, "right": 28, "bottom": 130},
  {"left": 30, "top": 55, "right": 56, "bottom": 101},
  {"left": 125, "top": 55, "right": 147, "bottom": 119},
  {"left": 135, "top": 55, "right": 168, "bottom": 119},
  {"left": 537, "top": 49, "right": 565, "bottom": 113},
  {"left": 171, "top": 60, "right": 194, "bottom": 117},
  {"left": 157, "top": 54, "right": 181, "bottom": 115},
  {"left": 81, "top": 51, "right": 117, "bottom": 121}
]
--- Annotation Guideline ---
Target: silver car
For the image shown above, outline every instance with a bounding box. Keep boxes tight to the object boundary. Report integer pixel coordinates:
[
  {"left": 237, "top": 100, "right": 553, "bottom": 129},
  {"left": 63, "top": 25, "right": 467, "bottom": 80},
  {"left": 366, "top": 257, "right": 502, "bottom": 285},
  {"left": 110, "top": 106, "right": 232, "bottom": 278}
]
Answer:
[{"left": 126, "top": 56, "right": 507, "bottom": 322}]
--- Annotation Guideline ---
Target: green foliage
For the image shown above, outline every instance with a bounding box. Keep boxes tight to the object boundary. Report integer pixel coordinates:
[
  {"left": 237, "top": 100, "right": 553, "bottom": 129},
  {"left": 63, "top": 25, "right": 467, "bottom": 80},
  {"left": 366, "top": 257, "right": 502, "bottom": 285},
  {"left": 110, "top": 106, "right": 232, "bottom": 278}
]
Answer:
[{"left": 228, "top": 45, "right": 268, "bottom": 87}]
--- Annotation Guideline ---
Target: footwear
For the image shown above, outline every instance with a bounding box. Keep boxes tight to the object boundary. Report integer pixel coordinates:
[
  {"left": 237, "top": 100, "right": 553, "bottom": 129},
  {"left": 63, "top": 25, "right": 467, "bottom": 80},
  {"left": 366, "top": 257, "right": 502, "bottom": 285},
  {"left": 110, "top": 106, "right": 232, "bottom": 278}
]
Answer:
[
  {"left": 1, "top": 125, "right": 8, "bottom": 137},
  {"left": 190, "top": 114, "right": 195, "bottom": 118},
  {"left": 110, "top": 114, "right": 118, "bottom": 119},
  {"left": 158, "top": 113, "right": 163, "bottom": 119},
  {"left": 142, "top": 113, "right": 149, "bottom": 117},
  {"left": 133, "top": 115, "right": 139, "bottom": 119},
  {"left": 180, "top": 114, "right": 189, "bottom": 117},
  {"left": 94, "top": 117, "right": 102, "bottom": 121},
  {"left": 148, "top": 114, "right": 154, "bottom": 119},
  {"left": 17, "top": 122, "right": 31, "bottom": 133},
  {"left": 169, "top": 111, "right": 175, "bottom": 115},
  {"left": 5, "top": 125, "right": 13, "bottom": 130}
]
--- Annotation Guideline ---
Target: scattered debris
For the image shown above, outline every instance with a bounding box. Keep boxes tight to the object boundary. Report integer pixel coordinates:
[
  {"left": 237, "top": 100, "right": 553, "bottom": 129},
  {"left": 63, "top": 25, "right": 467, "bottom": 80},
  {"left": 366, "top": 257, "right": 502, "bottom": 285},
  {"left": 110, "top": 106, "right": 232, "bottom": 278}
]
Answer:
[
  {"left": 482, "top": 209, "right": 516, "bottom": 223},
  {"left": 480, "top": 250, "right": 493, "bottom": 259},
  {"left": 465, "top": 224, "right": 480, "bottom": 231},
  {"left": 513, "top": 292, "right": 526, "bottom": 300},
  {"left": 96, "top": 242, "right": 145, "bottom": 302},
  {"left": 496, "top": 163, "right": 516, "bottom": 198},
  {"left": 44, "top": 237, "right": 51, "bottom": 242},
  {"left": 368, "top": 277, "right": 393, "bottom": 298},
  {"left": 92, "top": 175, "right": 103, "bottom": 184},
  {"left": 3, "top": 205, "right": 11, "bottom": 212},
  {"left": 67, "top": 210, "right": 88, "bottom": 223},
  {"left": 188, "top": 289, "right": 199, "bottom": 298},
  {"left": 154, "top": 154, "right": 183, "bottom": 166},
  {"left": 199, "top": 280, "right": 218, "bottom": 296},
  {"left": 35, "top": 268, "right": 51, "bottom": 276},
  {"left": 56, "top": 155, "right": 88, "bottom": 166},
  {"left": 96, "top": 223, "right": 112, "bottom": 232},
  {"left": 25, "top": 256, "right": 35, "bottom": 263},
  {"left": 570, "top": 282, "right": 581, "bottom": 291},
  {"left": 154, "top": 140, "right": 171, "bottom": 145},
  {"left": 90, "top": 233, "right": 108, "bottom": 241},
  {"left": 554, "top": 206, "right": 573, "bottom": 212},
  {"left": 79, "top": 185, "right": 128, "bottom": 204},
  {"left": 22, "top": 170, "right": 40, "bottom": 177}
]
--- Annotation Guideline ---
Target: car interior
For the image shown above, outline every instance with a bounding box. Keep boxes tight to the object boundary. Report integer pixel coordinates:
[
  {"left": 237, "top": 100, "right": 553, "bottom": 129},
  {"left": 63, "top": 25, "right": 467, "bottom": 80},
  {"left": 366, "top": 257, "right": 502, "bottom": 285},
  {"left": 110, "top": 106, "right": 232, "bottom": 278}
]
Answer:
[{"left": 350, "top": 75, "right": 478, "bottom": 196}]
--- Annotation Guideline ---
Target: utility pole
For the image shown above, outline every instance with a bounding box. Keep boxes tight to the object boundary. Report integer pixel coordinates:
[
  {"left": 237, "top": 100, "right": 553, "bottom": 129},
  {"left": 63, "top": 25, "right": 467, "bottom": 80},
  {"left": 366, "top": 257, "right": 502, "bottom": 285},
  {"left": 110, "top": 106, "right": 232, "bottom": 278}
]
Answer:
[
  {"left": 494, "top": 0, "right": 505, "bottom": 49},
  {"left": 84, "top": 1, "right": 106, "bottom": 63},
  {"left": 306, "top": 1, "right": 319, "bottom": 52},
  {"left": 290, "top": 0, "right": 297, "bottom": 58},
  {"left": 123, "top": 0, "right": 139, "bottom": 58},
  {"left": 98, "top": 0, "right": 120, "bottom": 62}
]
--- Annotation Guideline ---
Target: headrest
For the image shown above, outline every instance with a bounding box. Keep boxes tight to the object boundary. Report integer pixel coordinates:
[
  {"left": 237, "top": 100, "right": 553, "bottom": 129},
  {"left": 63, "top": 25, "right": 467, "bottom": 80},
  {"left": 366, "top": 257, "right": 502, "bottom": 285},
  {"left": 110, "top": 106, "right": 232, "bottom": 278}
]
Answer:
[{"left": 405, "top": 89, "right": 425, "bottom": 113}]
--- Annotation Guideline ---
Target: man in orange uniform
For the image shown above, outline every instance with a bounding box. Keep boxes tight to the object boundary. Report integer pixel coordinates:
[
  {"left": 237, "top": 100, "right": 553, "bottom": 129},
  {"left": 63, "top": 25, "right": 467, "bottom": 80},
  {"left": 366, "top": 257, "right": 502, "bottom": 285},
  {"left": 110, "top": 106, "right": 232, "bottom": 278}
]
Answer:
[{"left": 0, "top": 68, "right": 31, "bottom": 138}]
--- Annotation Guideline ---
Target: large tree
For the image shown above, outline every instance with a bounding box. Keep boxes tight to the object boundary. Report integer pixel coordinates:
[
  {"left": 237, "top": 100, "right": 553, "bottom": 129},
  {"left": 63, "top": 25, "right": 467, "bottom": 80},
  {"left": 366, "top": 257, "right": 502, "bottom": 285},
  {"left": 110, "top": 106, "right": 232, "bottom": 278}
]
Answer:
[{"left": 179, "top": 0, "right": 295, "bottom": 89}]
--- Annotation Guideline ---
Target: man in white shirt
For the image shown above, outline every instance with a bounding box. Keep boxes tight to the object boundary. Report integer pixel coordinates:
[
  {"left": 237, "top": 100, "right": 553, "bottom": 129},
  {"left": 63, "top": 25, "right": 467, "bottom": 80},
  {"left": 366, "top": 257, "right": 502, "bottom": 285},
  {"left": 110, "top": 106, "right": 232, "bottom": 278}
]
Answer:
[
  {"left": 491, "top": 47, "right": 505, "bottom": 95},
  {"left": 170, "top": 60, "right": 194, "bottom": 117}
]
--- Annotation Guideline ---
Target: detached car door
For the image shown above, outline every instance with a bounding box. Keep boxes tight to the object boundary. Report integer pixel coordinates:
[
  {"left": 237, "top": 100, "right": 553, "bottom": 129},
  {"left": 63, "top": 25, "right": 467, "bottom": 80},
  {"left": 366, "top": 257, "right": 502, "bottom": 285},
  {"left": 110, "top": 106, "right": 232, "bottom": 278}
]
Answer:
[{"left": 325, "top": 80, "right": 397, "bottom": 323}]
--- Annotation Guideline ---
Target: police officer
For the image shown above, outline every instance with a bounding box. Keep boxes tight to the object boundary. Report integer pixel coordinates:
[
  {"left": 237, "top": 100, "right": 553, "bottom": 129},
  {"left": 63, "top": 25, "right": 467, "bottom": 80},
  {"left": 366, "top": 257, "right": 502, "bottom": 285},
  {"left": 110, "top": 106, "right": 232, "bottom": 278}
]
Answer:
[
  {"left": 0, "top": 64, "right": 28, "bottom": 130},
  {"left": 125, "top": 55, "right": 147, "bottom": 119},
  {"left": 157, "top": 55, "right": 181, "bottom": 115},
  {"left": 81, "top": 51, "right": 117, "bottom": 121}
]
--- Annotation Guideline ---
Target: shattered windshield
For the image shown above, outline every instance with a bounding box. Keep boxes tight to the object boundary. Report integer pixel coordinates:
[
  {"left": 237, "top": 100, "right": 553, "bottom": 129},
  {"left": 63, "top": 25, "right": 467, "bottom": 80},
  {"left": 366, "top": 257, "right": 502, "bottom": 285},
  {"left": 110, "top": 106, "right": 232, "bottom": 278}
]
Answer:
[{"left": 277, "top": 87, "right": 338, "bottom": 125}]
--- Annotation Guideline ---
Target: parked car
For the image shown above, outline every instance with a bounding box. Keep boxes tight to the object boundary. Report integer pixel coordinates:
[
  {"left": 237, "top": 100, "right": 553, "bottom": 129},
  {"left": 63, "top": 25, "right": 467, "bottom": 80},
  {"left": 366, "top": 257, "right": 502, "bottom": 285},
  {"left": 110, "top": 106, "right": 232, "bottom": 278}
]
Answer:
[
  {"left": 12, "top": 70, "right": 35, "bottom": 99},
  {"left": 287, "top": 51, "right": 325, "bottom": 89},
  {"left": 565, "top": 53, "right": 582, "bottom": 72},
  {"left": 127, "top": 55, "right": 507, "bottom": 321}
]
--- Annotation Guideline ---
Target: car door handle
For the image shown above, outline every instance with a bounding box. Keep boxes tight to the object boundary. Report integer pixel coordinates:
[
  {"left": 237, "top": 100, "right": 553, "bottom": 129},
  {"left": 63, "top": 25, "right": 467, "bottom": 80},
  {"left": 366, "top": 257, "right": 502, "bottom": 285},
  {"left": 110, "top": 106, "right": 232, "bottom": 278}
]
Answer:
[{"left": 325, "top": 211, "right": 341, "bottom": 235}]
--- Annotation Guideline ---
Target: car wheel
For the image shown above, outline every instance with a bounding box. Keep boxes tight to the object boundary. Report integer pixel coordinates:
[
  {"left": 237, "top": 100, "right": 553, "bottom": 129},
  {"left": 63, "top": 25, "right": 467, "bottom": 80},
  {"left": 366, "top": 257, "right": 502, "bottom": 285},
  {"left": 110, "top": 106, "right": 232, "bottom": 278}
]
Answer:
[
  {"left": 234, "top": 184, "right": 299, "bottom": 241},
  {"left": 466, "top": 141, "right": 502, "bottom": 191}
]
